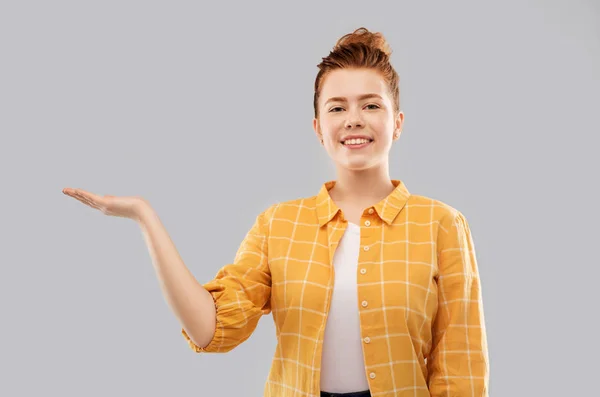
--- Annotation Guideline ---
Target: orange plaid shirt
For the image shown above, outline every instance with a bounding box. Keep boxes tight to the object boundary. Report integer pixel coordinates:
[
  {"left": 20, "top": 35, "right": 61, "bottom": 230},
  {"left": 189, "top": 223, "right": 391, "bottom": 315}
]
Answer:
[{"left": 182, "top": 180, "right": 489, "bottom": 396}]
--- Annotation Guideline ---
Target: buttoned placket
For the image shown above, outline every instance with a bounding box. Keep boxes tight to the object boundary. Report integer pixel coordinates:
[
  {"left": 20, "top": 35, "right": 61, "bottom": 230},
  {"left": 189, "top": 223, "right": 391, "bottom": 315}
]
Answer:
[
  {"left": 358, "top": 207, "right": 377, "bottom": 384},
  {"left": 319, "top": 206, "right": 381, "bottom": 393}
]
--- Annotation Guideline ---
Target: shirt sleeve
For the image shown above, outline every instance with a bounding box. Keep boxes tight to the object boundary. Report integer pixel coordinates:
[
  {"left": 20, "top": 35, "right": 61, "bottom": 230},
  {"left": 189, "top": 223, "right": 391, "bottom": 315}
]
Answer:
[
  {"left": 427, "top": 210, "right": 490, "bottom": 396},
  {"left": 181, "top": 205, "right": 274, "bottom": 353}
]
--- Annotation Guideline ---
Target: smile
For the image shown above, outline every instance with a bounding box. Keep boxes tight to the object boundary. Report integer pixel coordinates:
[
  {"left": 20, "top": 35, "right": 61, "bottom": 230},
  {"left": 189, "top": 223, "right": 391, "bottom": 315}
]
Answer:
[{"left": 341, "top": 138, "right": 373, "bottom": 149}]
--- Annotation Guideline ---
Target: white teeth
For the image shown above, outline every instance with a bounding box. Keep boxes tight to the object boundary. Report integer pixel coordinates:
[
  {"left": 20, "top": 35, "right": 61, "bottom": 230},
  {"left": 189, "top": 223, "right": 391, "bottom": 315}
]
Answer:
[{"left": 344, "top": 138, "right": 371, "bottom": 145}]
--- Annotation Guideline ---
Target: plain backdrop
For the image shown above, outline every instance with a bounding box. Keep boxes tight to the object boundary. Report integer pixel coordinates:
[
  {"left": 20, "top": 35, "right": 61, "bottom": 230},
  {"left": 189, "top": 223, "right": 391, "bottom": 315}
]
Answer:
[{"left": 1, "top": 0, "right": 599, "bottom": 396}]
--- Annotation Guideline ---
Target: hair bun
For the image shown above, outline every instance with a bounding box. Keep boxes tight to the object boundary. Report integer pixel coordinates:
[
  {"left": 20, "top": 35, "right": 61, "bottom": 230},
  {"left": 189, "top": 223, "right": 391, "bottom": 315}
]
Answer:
[{"left": 334, "top": 27, "right": 392, "bottom": 57}]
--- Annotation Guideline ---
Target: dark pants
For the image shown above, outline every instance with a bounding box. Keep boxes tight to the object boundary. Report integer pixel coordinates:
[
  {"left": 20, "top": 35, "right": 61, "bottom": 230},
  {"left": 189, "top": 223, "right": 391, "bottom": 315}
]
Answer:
[{"left": 320, "top": 391, "right": 370, "bottom": 397}]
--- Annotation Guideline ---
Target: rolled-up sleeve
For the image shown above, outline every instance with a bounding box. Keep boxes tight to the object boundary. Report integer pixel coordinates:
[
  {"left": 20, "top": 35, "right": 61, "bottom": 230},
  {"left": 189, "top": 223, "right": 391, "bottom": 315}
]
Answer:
[
  {"left": 182, "top": 205, "right": 274, "bottom": 353},
  {"left": 428, "top": 210, "right": 490, "bottom": 396}
]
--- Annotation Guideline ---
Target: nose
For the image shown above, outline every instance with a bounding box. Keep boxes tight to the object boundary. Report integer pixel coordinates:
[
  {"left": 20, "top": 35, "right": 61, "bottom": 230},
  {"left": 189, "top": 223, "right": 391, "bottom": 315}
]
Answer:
[{"left": 345, "top": 117, "right": 364, "bottom": 129}]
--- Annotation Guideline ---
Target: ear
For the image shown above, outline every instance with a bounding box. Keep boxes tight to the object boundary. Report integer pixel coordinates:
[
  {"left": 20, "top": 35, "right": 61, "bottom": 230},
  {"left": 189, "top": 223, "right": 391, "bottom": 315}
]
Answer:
[
  {"left": 313, "top": 118, "right": 323, "bottom": 145},
  {"left": 393, "top": 111, "right": 404, "bottom": 141}
]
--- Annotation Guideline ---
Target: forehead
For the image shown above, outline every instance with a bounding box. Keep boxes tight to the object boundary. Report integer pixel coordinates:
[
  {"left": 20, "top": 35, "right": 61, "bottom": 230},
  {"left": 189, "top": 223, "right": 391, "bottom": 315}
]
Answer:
[{"left": 320, "top": 68, "right": 388, "bottom": 101}]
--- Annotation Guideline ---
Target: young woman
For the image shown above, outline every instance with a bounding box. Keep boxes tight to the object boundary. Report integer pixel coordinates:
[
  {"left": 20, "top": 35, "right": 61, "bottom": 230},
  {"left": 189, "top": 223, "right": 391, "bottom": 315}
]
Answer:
[{"left": 63, "top": 27, "right": 489, "bottom": 397}]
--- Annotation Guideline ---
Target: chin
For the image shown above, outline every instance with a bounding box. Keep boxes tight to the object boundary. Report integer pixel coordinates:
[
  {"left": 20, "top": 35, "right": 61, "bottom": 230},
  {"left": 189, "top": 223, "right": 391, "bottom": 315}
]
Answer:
[{"left": 341, "top": 160, "right": 377, "bottom": 172}]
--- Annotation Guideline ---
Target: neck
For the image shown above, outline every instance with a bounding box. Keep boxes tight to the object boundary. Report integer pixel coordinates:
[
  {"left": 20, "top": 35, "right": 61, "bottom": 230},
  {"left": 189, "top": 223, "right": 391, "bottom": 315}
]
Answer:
[{"left": 330, "top": 162, "right": 396, "bottom": 205}]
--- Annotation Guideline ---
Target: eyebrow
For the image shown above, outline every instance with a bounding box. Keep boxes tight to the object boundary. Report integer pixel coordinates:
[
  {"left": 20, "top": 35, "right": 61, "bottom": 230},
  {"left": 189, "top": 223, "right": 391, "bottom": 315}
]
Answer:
[{"left": 324, "top": 93, "right": 384, "bottom": 106}]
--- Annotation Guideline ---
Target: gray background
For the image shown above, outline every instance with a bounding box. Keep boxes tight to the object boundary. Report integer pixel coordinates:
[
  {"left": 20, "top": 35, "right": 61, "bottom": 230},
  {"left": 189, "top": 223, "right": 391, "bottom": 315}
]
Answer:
[{"left": 1, "top": 0, "right": 599, "bottom": 396}]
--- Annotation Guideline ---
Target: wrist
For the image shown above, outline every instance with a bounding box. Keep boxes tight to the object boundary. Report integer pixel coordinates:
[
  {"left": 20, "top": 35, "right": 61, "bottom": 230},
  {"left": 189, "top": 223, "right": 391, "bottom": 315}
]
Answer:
[{"left": 134, "top": 199, "right": 155, "bottom": 225}]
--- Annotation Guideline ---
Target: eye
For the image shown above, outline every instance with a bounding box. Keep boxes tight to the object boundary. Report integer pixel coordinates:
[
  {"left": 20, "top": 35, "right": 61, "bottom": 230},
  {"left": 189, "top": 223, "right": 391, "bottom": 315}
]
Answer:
[
  {"left": 329, "top": 106, "right": 344, "bottom": 113},
  {"left": 365, "top": 104, "right": 380, "bottom": 110}
]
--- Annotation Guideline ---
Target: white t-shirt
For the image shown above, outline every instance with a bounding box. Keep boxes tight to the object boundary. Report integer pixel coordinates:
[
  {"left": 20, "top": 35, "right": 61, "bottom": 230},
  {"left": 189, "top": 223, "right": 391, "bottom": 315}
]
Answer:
[{"left": 320, "top": 222, "right": 370, "bottom": 393}]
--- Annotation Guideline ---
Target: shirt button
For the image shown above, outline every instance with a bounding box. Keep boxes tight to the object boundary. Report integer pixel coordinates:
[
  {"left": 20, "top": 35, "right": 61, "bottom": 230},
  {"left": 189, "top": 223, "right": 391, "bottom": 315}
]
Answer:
[
  {"left": 364, "top": 337, "right": 371, "bottom": 343},
  {"left": 360, "top": 268, "right": 367, "bottom": 275},
  {"left": 361, "top": 300, "right": 368, "bottom": 307},
  {"left": 363, "top": 246, "right": 370, "bottom": 251},
  {"left": 369, "top": 372, "right": 376, "bottom": 379},
  {"left": 368, "top": 208, "right": 374, "bottom": 214},
  {"left": 364, "top": 220, "right": 371, "bottom": 226}
]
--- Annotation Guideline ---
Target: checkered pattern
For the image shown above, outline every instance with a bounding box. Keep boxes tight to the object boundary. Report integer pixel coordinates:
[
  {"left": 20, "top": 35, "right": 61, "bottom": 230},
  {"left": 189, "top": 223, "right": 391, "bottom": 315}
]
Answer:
[{"left": 181, "top": 180, "right": 489, "bottom": 396}]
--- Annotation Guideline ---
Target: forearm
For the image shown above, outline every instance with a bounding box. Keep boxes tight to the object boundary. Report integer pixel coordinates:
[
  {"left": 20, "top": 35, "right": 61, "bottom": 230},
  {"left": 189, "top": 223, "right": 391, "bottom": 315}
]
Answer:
[{"left": 136, "top": 203, "right": 216, "bottom": 348}]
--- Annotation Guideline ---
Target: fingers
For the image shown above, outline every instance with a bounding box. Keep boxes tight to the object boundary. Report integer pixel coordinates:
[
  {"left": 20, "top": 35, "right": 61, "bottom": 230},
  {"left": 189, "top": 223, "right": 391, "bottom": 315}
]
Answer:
[
  {"left": 77, "top": 194, "right": 102, "bottom": 210},
  {"left": 73, "top": 192, "right": 101, "bottom": 210},
  {"left": 63, "top": 188, "right": 104, "bottom": 211}
]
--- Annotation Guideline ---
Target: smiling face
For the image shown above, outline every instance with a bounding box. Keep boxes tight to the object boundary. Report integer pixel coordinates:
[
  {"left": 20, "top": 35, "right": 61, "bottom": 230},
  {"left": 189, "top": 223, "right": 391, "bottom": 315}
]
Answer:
[{"left": 313, "top": 68, "right": 404, "bottom": 172}]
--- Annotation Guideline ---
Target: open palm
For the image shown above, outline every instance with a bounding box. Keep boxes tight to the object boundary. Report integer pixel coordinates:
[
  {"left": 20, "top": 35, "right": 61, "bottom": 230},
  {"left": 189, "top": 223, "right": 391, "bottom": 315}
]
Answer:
[{"left": 63, "top": 187, "right": 147, "bottom": 221}]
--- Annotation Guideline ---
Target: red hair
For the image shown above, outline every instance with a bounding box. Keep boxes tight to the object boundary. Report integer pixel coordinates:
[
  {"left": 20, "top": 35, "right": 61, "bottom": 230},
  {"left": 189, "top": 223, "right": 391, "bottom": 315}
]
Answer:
[{"left": 313, "top": 27, "right": 400, "bottom": 118}]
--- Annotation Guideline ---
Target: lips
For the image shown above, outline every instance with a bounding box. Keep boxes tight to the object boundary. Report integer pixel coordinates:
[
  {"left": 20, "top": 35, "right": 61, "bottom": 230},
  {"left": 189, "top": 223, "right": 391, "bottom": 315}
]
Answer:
[
  {"left": 340, "top": 135, "right": 373, "bottom": 144},
  {"left": 341, "top": 138, "right": 373, "bottom": 150}
]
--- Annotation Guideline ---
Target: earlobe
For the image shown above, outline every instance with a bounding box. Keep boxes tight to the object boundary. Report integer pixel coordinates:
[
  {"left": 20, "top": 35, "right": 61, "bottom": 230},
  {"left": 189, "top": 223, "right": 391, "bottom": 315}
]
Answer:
[
  {"left": 313, "top": 118, "right": 323, "bottom": 145},
  {"left": 393, "top": 112, "right": 404, "bottom": 141}
]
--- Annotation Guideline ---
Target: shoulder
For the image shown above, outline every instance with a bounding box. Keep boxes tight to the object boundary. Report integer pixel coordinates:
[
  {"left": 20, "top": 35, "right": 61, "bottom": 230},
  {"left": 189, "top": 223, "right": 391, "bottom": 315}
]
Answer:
[
  {"left": 406, "top": 192, "right": 467, "bottom": 230},
  {"left": 256, "top": 194, "right": 320, "bottom": 226}
]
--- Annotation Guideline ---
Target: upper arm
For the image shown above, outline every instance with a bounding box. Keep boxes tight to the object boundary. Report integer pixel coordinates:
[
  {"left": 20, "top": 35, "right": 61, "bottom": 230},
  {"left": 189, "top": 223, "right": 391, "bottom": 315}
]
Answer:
[{"left": 182, "top": 204, "right": 276, "bottom": 353}]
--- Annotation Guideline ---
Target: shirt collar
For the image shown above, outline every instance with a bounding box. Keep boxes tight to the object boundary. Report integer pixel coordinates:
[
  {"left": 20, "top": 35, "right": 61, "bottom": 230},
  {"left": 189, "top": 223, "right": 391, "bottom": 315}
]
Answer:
[{"left": 315, "top": 179, "right": 411, "bottom": 227}]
